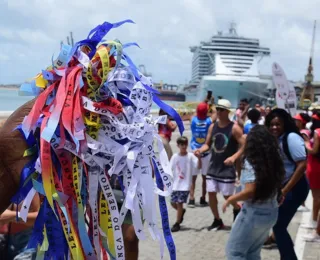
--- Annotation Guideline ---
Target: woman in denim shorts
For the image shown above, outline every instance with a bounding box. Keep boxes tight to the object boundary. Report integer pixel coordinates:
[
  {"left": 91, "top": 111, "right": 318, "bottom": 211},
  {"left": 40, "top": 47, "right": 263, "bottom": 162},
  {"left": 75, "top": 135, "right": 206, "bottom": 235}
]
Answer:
[{"left": 223, "top": 125, "right": 285, "bottom": 260}]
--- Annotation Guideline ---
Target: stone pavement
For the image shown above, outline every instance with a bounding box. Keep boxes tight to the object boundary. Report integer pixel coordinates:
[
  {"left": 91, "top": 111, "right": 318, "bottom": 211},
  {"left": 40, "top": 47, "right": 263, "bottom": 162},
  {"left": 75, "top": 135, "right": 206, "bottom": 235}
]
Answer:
[
  {"left": 138, "top": 127, "right": 320, "bottom": 260},
  {"left": 301, "top": 194, "right": 320, "bottom": 260},
  {"left": 304, "top": 242, "right": 320, "bottom": 260}
]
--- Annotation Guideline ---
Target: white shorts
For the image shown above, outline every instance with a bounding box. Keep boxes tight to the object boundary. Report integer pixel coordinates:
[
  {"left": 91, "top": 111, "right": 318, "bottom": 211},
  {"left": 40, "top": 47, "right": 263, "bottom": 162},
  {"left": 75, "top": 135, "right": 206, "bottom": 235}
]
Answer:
[
  {"left": 206, "top": 178, "right": 235, "bottom": 196},
  {"left": 192, "top": 153, "right": 211, "bottom": 176}
]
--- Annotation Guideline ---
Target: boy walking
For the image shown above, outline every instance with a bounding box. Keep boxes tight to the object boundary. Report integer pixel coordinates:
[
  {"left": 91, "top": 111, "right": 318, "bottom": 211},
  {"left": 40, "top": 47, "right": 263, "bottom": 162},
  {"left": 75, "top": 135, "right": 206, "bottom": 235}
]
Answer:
[{"left": 170, "top": 136, "right": 201, "bottom": 232}]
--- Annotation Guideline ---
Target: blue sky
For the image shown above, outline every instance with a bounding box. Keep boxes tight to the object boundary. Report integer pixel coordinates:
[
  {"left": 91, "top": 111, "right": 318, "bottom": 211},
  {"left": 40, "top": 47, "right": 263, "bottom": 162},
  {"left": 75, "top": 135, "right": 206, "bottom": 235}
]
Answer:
[{"left": 0, "top": 0, "right": 319, "bottom": 84}]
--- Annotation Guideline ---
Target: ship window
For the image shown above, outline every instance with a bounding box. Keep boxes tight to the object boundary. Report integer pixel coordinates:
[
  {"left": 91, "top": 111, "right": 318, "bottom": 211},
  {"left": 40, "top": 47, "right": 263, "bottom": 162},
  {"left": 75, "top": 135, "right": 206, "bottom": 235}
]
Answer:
[
  {"left": 211, "top": 39, "right": 259, "bottom": 45},
  {"left": 220, "top": 53, "right": 254, "bottom": 57},
  {"left": 222, "top": 61, "right": 253, "bottom": 65},
  {"left": 220, "top": 57, "right": 253, "bottom": 61},
  {"left": 211, "top": 43, "right": 260, "bottom": 48},
  {"left": 211, "top": 48, "right": 260, "bottom": 54},
  {"left": 226, "top": 65, "right": 251, "bottom": 69}
]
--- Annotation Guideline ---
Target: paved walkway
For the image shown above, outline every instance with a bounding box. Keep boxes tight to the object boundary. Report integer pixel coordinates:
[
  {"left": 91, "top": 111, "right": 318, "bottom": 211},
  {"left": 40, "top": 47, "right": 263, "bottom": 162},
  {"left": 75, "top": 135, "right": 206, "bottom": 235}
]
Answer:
[{"left": 138, "top": 129, "right": 320, "bottom": 260}]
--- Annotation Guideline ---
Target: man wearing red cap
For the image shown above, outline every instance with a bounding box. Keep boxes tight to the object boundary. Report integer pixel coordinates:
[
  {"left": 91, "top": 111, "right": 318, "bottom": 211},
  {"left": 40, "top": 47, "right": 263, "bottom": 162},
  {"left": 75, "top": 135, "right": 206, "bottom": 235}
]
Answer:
[
  {"left": 188, "top": 102, "right": 212, "bottom": 207},
  {"left": 194, "top": 99, "right": 245, "bottom": 231}
]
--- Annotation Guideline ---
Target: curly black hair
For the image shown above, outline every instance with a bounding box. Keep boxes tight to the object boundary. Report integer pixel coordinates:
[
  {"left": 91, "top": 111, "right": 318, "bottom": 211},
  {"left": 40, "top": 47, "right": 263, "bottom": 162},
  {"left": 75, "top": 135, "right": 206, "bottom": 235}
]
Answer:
[
  {"left": 248, "top": 109, "right": 261, "bottom": 124},
  {"left": 311, "top": 112, "right": 320, "bottom": 137},
  {"left": 299, "top": 113, "right": 311, "bottom": 124},
  {"left": 265, "top": 108, "right": 301, "bottom": 136},
  {"left": 240, "top": 98, "right": 249, "bottom": 104},
  {"left": 244, "top": 125, "right": 285, "bottom": 202}
]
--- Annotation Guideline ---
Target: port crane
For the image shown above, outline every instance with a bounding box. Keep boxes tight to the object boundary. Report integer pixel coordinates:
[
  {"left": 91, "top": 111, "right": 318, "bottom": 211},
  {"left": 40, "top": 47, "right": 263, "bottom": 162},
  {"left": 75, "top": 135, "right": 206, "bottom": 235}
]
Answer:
[
  {"left": 61, "top": 32, "right": 75, "bottom": 47},
  {"left": 300, "top": 20, "right": 317, "bottom": 107},
  {"left": 138, "top": 65, "right": 152, "bottom": 77}
]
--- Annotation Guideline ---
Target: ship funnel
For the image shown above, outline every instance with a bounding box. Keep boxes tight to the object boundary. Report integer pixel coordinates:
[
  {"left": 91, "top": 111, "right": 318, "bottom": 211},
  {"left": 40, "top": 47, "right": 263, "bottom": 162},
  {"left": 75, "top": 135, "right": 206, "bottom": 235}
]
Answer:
[{"left": 229, "top": 22, "right": 237, "bottom": 35}]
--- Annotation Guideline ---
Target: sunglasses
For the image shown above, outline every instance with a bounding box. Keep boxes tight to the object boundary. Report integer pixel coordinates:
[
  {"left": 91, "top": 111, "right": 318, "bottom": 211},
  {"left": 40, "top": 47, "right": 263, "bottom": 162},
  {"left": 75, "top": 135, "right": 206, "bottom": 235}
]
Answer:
[{"left": 216, "top": 107, "right": 227, "bottom": 112}]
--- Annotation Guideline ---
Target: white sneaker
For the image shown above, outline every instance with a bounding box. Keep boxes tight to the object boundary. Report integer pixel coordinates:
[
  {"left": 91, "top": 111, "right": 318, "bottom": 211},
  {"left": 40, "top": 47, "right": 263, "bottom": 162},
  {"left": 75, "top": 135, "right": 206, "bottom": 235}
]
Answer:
[
  {"left": 297, "top": 205, "right": 309, "bottom": 212},
  {"left": 303, "top": 232, "right": 320, "bottom": 242},
  {"left": 301, "top": 221, "right": 317, "bottom": 229}
]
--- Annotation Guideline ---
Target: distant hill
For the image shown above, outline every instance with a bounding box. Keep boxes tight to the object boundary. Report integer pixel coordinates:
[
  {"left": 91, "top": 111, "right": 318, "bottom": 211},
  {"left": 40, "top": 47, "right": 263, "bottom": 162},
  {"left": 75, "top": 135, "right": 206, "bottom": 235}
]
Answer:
[{"left": 0, "top": 84, "right": 19, "bottom": 89}]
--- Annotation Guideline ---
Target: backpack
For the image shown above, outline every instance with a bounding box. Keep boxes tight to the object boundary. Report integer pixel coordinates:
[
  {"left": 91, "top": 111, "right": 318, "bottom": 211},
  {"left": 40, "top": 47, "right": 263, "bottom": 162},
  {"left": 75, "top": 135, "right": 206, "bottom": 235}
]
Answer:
[{"left": 282, "top": 133, "right": 308, "bottom": 164}]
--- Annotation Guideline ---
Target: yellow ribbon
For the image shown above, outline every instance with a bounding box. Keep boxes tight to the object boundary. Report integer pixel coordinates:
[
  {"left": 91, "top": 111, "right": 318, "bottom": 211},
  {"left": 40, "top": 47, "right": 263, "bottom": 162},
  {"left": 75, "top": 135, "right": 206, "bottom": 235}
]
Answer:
[
  {"left": 40, "top": 226, "right": 49, "bottom": 252},
  {"left": 23, "top": 145, "right": 37, "bottom": 157},
  {"left": 35, "top": 73, "right": 48, "bottom": 88},
  {"left": 99, "top": 192, "right": 116, "bottom": 257},
  {"left": 57, "top": 202, "right": 84, "bottom": 260}
]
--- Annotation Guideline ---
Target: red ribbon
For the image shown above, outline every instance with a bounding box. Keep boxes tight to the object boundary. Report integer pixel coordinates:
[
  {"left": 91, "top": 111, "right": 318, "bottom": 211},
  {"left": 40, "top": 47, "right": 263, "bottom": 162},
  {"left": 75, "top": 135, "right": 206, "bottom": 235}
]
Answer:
[{"left": 93, "top": 97, "right": 123, "bottom": 115}]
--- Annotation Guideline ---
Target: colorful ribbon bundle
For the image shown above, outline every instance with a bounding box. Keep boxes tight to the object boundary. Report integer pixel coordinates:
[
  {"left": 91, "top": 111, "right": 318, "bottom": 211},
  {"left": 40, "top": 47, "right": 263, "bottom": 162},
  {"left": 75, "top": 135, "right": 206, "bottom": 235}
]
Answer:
[{"left": 13, "top": 20, "right": 184, "bottom": 260}]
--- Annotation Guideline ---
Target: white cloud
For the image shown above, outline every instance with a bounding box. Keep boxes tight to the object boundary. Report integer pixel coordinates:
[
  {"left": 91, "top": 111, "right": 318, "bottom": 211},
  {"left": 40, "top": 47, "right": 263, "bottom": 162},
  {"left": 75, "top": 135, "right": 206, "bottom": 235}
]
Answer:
[
  {"left": 1, "top": 0, "right": 320, "bottom": 85},
  {"left": 261, "top": 0, "right": 320, "bottom": 18},
  {"left": 17, "top": 29, "right": 54, "bottom": 45}
]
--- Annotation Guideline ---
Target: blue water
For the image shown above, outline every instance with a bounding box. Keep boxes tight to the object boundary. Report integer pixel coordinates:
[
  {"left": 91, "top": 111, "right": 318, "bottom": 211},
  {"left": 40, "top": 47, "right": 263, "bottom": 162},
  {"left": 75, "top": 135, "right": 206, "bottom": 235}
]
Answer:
[
  {"left": 0, "top": 89, "right": 34, "bottom": 111},
  {"left": 0, "top": 88, "right": 188, "bottom": 112}
]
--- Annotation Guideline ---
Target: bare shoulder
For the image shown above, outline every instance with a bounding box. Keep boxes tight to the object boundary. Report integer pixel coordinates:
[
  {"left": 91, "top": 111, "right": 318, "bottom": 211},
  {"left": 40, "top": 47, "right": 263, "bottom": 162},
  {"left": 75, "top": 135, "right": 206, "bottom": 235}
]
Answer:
[
  {"left": 232, "top": 123, "right": 243, "bottom": 136},
  {"left": 207, "top": 123, "right": 215, "bottom": 134}
]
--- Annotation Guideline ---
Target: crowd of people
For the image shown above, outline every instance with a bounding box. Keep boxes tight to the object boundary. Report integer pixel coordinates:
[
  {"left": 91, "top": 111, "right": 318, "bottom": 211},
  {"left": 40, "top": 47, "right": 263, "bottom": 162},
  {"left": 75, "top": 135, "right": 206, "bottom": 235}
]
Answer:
[
  {"left": 164, "top": 97, "right": 320, "bottom": 260},
  {"left": 0, "top": 95, "right": 320, "bottom": 259}
]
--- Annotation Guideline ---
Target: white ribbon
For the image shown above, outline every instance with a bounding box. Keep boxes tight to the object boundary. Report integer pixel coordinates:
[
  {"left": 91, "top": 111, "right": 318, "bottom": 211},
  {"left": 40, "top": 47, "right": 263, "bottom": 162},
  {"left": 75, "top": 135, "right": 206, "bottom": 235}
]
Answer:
[
  {"left": 88, "top": 166, "right": 101, "bottom": 260},
  {"left": 19, "top": 188, "right": 36, "bottom": 222},
  {"left": 99, "top": 171, "right": 125, "bottom": 260}
]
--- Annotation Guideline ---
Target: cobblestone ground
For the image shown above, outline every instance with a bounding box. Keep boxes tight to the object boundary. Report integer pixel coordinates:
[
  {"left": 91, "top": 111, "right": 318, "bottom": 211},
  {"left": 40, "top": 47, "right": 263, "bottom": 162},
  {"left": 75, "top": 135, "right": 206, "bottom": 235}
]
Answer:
[{"left": 138, "top": 128, "right": 320, "bottom": 260}]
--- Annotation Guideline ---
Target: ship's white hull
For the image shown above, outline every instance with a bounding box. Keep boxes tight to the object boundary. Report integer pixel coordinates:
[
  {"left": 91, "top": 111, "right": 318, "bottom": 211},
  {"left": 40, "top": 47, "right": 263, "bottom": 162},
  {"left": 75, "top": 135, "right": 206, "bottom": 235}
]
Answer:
[{"left": 188, "top": 75, "right": 275, "bottom": 108}]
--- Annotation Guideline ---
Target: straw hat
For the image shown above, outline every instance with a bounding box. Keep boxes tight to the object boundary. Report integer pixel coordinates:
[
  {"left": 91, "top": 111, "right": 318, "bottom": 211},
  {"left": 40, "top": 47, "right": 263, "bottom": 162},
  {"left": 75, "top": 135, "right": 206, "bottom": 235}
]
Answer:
[{"left": 215, "top": 99, "right": 232, "bottom": 111}]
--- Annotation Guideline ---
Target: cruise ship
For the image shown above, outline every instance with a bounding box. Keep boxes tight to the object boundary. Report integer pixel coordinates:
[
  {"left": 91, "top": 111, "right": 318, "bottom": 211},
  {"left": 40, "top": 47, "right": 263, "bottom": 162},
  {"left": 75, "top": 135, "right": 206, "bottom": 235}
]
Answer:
[{"left": 184, "top": 22, "right": 275, "bottom": 107}]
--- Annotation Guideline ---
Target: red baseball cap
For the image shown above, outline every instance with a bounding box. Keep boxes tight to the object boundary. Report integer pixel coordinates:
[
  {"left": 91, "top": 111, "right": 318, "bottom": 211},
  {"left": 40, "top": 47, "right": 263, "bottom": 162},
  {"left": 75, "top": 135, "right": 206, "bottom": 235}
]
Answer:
[
  {"left": 197, "top": 102, "right": 208, "bottom": 120},
  {"left": 293, "top": 114, "right": 307, "bottom": 124},
  {"left": 312, "top": 114, "right": 320, "bottom": 120}
]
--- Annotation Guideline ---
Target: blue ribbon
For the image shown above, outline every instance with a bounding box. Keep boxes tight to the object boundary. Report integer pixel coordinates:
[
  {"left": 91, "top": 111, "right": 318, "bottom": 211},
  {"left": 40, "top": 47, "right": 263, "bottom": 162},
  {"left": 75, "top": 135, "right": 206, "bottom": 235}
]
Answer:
[
  {"left": 32, "top": 179, "right": 45, "bottom": 195},
  {"left": 81, "top": 170, "right": 88, "bottom": 208},
  {"left": 45, "top": 201, "right": 68, "bottom": 259},
  {"left": 122, "top": 51, "right": 184, "bottom": 135},
  {"left": 153, "top": 160, "right": 176, "bottom": 260},
  {"left": 76, "top": 19, "right": 134, "bottom": 59},
  {"left": 28, "top": 199, "right": 67, "bottom": 259},
  {"left": 42, "top": 70, "right": 56, "bottom": 81},
  {"left": 11, "top": 160, "right": 35, "bottom": 205},
  {"left": 72, "top": 166, "right": 94, "bottom": 257},
  {"left": 51, "top": 44, "right": 73, "bottom": 76},
  {"left": 28, "top": 200, "right": 45, "bottom": 249},
  {"left": 153, "top": 95, "right": 184, "bottom": 136},
  {"left": 117, "top": 90, "right": 134, "bottom": 107},
  {"left": 122, "top": 42, "right": 141, "bottom": 50},
  {"left": 121, "top": 52, "right": 158, "bottom": 93},
  {"left": 11, "top": 125, "right": 38, "bottom": 204},
  {"left": 19, "top": 81, "right": 41, "bottom": 97},
  {"left": 117, "top": 175, "right": 125, "bottom": 195},
  {"left": 88, "top": 20, "right": 135, "bottom": 42}
]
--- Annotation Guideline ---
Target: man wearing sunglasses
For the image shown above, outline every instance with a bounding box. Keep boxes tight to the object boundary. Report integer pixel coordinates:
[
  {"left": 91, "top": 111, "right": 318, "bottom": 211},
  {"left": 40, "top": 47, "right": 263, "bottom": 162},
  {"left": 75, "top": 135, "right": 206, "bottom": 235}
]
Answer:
[{"left": 194, "top": 99, "right": 245, "bottom": 231}]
